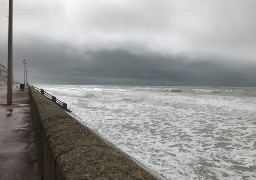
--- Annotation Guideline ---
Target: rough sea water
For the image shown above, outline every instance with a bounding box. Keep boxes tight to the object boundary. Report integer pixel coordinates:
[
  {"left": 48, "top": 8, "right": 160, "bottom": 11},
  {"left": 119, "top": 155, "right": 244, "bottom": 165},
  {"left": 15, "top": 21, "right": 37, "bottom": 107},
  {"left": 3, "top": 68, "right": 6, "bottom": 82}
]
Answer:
[{"left": 41, "top": 85, "right": 256, "bottom": 180}]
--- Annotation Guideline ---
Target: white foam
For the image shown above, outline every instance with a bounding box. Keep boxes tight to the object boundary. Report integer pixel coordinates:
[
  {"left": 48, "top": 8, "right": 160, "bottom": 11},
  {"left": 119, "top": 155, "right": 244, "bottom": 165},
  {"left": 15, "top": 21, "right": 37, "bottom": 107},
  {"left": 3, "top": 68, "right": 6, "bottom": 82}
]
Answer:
[{"left": 42, "top": 85, "right": 256, "bottom": 180}]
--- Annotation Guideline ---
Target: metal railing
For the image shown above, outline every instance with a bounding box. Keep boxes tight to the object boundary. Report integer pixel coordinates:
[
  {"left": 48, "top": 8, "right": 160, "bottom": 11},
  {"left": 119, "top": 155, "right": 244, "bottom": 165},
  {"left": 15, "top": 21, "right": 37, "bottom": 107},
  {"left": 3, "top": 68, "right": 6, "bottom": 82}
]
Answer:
[{"left": 32, "top": 86, "right": 72, "bottom": 113}]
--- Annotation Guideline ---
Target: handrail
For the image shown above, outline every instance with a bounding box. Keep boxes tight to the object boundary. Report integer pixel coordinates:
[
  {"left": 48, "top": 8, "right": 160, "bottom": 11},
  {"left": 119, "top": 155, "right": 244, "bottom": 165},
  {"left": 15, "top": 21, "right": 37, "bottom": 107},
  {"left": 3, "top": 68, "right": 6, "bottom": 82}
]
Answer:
[{"left": 32, "top": 86, "right": 72, "bottom": 113}]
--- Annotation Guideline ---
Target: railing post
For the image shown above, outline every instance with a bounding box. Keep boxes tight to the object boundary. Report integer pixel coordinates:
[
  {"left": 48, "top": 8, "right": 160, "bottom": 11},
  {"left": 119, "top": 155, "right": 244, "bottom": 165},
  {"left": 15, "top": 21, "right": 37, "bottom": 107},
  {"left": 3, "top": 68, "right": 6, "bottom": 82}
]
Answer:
[
  {"left": 40, "top": 89, "right": 44, "bottom": 95},
  {"left": 63, "top": 103, "right": 67, "bottom": 110},
  {"left": 52, "top": 96, "right": 56, "bottom": 103}
]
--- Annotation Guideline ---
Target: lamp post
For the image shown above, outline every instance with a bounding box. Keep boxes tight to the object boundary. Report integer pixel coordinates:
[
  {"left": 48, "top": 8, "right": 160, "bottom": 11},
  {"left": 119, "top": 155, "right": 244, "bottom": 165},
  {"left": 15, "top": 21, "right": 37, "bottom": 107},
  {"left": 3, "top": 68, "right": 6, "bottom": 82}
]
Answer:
[
  {"left": 26, "top": 69, "right": 27, "bottom": 85},
  {"left": 7, "top": 0, "right": 13, "bottom": 105},
  {"left": 23, "top": 59, "right": 27, "bottom": 87}
]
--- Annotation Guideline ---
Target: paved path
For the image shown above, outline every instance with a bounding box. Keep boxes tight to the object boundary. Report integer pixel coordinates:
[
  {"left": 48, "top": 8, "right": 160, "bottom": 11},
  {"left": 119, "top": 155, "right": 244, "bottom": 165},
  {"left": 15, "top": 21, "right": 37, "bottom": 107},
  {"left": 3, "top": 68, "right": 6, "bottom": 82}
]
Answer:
[{"left": 0, "top": 86, "right": 39, "bottom": 180}]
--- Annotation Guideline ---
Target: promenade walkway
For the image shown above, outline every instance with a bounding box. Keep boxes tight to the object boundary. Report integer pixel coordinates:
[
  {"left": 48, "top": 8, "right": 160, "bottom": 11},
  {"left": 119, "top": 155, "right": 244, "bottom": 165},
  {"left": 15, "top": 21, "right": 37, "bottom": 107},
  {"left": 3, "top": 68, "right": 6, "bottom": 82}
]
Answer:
[{"left": 0, "top": 86, "right": 39, "bottom": 180}]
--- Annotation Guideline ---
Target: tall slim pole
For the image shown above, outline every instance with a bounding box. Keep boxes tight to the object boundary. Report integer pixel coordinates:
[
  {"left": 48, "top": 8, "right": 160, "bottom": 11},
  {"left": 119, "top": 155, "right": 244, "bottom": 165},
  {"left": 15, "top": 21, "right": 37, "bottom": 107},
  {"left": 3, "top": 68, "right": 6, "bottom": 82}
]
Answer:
[
  {"left": 26, "top": 69, "right": 27, "bottom": 84},
  {"left": 23, "top": 59, "right": 27, "bottom": 87},
  {"left": 7, "top": 0, "right": 13, "bottom": 105},
  {"left": 23, "top": 60, "right": 25, "bottom": 85}
]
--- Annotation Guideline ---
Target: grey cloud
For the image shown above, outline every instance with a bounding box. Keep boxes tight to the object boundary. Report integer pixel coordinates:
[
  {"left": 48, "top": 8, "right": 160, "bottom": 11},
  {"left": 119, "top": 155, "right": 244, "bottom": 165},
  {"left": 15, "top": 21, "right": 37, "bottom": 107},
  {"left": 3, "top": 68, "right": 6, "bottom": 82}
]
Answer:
[
  {"left": 80, "top": 0, "right": 173, "bottom": 32},
  {"left": 0, "top": 0, "right": 256, "bottom": 86},
  {"left": 4, "top": 0, "right": 254, "bottom": 61},
  {"left": 5, "top": 37, "right": 255, "bottom": 86}
]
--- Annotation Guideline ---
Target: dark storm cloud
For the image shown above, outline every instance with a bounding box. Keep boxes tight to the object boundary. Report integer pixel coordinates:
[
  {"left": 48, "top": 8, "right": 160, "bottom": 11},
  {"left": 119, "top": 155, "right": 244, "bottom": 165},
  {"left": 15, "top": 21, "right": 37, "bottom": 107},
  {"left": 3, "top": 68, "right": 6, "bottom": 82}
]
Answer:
[
  {"left": 10, "top": 37, "right": 256, "bottom": 86},
  {"left": 71, "top": 50, "right": 256, "bottom": 86},
  {"left": 0, "top": 0, "right": 256, "bottom": 86},
  {"left": 1, "top": 0, "right": 255, "bottom": 59}
]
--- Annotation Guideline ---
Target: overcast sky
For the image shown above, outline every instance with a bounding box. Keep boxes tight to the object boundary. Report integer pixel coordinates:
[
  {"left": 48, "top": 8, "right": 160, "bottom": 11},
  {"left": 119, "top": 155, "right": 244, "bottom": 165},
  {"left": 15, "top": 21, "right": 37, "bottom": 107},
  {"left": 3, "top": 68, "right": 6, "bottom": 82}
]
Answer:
[{"left": 0, "top": 0, "right": 256, "bottom": 86}]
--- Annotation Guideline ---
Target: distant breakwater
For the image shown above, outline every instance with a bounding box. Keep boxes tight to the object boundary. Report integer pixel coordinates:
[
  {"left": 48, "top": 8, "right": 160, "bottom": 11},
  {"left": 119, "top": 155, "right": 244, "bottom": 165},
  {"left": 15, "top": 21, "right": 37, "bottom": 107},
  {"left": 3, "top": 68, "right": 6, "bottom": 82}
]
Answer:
[{"left": 28, "top": 85, "right": 159, "bottom": 180}]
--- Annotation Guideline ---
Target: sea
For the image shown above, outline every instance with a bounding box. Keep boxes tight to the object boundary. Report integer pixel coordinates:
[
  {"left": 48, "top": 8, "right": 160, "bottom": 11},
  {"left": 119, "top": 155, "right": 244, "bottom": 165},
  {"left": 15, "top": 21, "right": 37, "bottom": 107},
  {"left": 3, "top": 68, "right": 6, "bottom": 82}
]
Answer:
[{"left": 40, "top": 85, "right": 256, "bottom": 180}]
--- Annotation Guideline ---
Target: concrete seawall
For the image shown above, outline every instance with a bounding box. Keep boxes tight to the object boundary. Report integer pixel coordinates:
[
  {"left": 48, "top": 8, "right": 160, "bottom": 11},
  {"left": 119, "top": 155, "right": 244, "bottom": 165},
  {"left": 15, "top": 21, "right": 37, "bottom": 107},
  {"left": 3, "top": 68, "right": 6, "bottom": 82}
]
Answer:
[{"left": 29, "top": 86, "right": 158, "bottom": 179}]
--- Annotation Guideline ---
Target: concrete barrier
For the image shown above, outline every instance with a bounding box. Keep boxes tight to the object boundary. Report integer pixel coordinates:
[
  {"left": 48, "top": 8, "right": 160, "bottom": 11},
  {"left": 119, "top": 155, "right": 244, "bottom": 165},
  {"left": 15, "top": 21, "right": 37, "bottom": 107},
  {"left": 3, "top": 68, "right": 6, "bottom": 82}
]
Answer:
[{"left": 29, "top": 86, "right": 159, "bottom": 180}]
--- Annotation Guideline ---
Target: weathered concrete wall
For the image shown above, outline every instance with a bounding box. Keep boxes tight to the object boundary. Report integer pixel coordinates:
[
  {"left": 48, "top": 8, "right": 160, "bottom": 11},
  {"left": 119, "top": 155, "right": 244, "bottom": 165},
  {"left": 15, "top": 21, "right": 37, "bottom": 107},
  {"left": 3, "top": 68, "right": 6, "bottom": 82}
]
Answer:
[{"left": 29, "top": 86, "right": 158, "bottom": 180}]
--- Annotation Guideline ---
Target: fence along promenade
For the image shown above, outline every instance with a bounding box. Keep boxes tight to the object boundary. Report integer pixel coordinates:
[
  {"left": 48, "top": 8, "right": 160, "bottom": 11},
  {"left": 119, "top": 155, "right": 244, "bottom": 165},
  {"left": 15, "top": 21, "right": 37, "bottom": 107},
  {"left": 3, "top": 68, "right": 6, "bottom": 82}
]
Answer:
[{"left": 32, "top": 86, "right": 72, "bottom": 113}]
